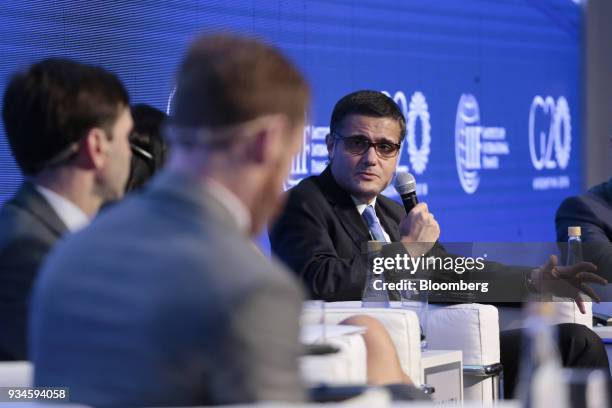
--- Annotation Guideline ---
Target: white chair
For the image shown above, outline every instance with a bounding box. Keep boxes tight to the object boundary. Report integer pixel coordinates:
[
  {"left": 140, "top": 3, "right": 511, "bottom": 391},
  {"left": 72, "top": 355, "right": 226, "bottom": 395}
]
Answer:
[
  {"left": 318, "top": 301, "right": 501, "bottom": 404},
  {"left": 300, "top": 331, "right": 368, "bottom": 385},
  {"left": 498, "top": 300, "right": 592, "bottom": 331},
  {"left": 427, "top": 303, "right": 501, "bottom": 403},
  {"left": 0, "top": 360, "right": 32, "bottom": 387},
  {"left": 303, "top": 301, "right": 422, "bottom": 384}
]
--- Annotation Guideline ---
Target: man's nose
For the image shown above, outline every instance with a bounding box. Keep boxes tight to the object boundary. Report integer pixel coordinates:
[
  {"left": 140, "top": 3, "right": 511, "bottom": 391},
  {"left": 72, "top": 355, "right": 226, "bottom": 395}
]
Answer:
[{"left": 360, "top": 144, "right": 378, "bottom": 165}]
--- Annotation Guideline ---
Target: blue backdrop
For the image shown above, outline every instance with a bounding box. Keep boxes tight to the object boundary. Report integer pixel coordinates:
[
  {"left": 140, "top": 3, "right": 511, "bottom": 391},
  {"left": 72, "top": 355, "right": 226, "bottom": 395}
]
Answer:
[{"left": 0, "top": 0, "right": 582, "bottom": 244}]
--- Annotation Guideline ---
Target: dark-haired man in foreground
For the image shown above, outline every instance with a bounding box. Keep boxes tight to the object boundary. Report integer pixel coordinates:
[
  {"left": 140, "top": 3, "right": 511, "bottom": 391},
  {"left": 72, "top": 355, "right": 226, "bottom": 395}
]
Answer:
[
  {"left": 270, "top": 90, "right": 610, "bottom": 396},
  {"left": 0, "top": 58, "right": 132, "bottom": 360}
]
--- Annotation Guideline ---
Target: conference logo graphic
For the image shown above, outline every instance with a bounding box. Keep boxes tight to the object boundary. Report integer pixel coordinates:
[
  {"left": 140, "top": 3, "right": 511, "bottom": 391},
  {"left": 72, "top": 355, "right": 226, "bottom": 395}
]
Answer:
[
  {"left": 164, "top": 85, "right": 329, "bottom": 191},
  {"left": 168, "top": 86, "right": 437, "bottom": 196},
  {"left": 381, "top": 90, "right": 431, "bottom": 197},
  {"left": 528, "top": 95, "right": 572, "bottom": 191},
  {"left": 382, "top": 91, "right": 431, "bottom": 176},
  {"left": 286, "top": 124, "right": 329, "bottom": 189},
  {"left": 455, "top": 94, "right": 509, "bottom": 194}
]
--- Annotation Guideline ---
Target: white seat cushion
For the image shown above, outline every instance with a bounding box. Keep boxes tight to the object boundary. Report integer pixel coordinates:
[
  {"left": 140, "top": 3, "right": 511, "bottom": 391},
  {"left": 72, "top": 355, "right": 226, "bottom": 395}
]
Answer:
[
  {"left": 300, "top": 333, "right": 367, "bottom": 385},
  {"left": 0, "top": 361, "right": 32, "bottom": 387},
  {"left": 320, "top": 302, "right": 423, "bottom": 384},
  {"left": 427, "top": 304, "right": 500, "bottom": 366}
]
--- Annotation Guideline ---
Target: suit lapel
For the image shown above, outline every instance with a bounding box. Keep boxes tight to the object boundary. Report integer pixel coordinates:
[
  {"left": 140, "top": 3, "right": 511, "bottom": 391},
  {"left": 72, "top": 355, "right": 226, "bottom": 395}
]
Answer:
[
  {"left": 335, "top": 203, "right": 371, "bottom": 246},
  {"left": 377, "top": 201, "right": 401, "bottom": 242},
  {"left": 316, "top": 167, "right": 371, "bottom": 247},
  {"left": 10, "top": 182, "right": 68, "bottom": 237}
]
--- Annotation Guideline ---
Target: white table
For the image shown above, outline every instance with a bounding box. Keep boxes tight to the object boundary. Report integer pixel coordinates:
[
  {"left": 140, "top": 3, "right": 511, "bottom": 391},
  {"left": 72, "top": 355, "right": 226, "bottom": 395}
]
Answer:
[{"left": 421, "top": 349, "right": 463, "bottom": 404}]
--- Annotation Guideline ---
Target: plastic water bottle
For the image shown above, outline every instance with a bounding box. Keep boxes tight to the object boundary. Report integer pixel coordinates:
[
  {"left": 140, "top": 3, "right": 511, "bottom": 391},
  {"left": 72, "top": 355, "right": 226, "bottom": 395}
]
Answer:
[
  {"left": 400, "top": 283, "right": 428, "bottom": 350},
  {"left": 361, "top": 241, "right": 390, "bottom": 308},
  {"left": 566, "top": 226, "right": 582, "bottom": 266},
  {"left": 516, "top": 302, "right": 569, "bottom": 408}
]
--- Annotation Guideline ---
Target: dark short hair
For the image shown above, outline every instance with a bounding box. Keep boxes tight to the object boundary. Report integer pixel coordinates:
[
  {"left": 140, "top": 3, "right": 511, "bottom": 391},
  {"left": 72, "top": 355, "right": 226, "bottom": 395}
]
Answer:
[
  {"left": 330, "top": 90, "right": 406, "bottom": 142},
  {"left": 2, "top": 58, "right": 129, "bottom": 175},
  {"left": 125, "top": 104, "right": 168, "bottom": 193},
  {"left": 169, "top": 34, "right": 310, "bottom": 136}
]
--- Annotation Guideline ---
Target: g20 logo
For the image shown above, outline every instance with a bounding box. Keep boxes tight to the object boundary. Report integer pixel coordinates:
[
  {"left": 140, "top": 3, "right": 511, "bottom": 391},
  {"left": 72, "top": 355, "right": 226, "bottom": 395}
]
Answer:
[
  {"left": 382, "top": 91, "right": 431, "bottom": 175},
  {"left": 528, "top": 96, "right": 572, "bottom": 171}
]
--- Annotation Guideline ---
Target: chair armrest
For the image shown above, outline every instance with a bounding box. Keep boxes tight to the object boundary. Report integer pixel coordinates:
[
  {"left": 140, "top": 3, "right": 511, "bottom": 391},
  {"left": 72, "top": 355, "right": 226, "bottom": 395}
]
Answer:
[
  {"left": 320, "top": 301, "right": 422, "bottom": 384},
  {"left": 300, "top": 332, "right": 367, "bottom": 386},
  {"left": 499, "top": 300, "right": 593, "bottom": 330},
  {"left": 593, "top": 312, "right": 612, "bottom": 326},
  {"left": 427, "top": 303, "right": 500, "bottom": 366},
  {"left": 0, "top": 361, "right": 32, "bottom": 387},
  {"left": 463, "top": 363, "right": 503, "bottom": 377}
]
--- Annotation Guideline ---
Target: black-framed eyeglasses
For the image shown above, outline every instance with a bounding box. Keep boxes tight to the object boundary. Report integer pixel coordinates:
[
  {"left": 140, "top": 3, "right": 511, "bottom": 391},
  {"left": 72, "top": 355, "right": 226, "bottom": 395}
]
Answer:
[{"left": 332, "top": 132, "right": 401, "bottom": 159}]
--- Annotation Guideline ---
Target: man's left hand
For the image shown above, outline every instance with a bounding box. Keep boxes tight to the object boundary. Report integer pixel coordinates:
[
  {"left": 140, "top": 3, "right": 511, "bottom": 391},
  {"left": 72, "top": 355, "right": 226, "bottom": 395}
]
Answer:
[{"left": 531, "top": 254, "right": 608, "bottom": 314}]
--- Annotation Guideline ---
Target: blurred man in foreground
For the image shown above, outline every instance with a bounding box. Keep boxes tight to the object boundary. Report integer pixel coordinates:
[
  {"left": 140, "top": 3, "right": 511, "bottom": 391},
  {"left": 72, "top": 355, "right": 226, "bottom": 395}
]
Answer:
[
  {"left": 0, "top": 58, "right": 132, "bottom": 360},
  {"left": 30, "top": 35, "right": 310, "bottom": 407}
]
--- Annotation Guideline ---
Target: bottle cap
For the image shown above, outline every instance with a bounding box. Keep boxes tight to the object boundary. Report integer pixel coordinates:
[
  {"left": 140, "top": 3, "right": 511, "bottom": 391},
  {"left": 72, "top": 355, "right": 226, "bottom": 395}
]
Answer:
[{"left": 568, "top": 226, "right": 581, "bottom": 237}]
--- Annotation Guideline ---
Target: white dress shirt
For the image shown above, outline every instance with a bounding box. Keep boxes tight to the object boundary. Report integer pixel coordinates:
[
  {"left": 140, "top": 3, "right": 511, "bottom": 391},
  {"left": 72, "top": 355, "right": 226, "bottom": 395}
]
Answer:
[
  {"left": 351, "top": 196, "right": 391, "bottom": 243},
  {"left": 35, "top": 185, "right": 90, "bottom": 232}
]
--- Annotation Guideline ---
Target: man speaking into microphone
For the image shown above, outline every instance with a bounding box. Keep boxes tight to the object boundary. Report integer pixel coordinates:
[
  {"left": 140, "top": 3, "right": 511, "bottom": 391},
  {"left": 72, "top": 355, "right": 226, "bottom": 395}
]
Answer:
[
  {"left": 271, "top": 90, "right": 440, "bottom": 301},
  {"left": 271, "top": 89, "right": 604, "bottom": 304},
  {"left": 270, "top": 90, "right": 609, "bottom": 395}
]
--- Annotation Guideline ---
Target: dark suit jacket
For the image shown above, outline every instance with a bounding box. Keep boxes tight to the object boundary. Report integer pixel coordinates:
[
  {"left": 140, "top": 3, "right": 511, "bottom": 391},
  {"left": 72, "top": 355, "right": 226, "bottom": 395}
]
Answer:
[
  {"left": 270, "top": 167, "right": 403, "bottom": 301},
  {"left": 0, "top": 182, "right": 67, "bottom": 360},
  {"left": 30, "top": 171, "right": 305, "bottom": 407},
  {"left": 270, "top": 167, "right": 530, "bottom": 303},
  {"left": 556, "top": 177, "right": 612, "bottom": 280}
]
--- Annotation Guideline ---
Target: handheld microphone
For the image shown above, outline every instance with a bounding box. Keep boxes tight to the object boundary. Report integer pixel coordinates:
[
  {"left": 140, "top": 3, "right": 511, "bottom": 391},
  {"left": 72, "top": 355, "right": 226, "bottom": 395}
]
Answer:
[{"left": 394, "top": 172, "right": 418, "bottom": 214}]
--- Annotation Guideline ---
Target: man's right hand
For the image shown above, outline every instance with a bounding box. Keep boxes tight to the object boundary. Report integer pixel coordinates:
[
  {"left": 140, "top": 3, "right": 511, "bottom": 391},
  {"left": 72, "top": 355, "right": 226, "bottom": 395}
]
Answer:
[{"left": 399, "top": 203, "right": 440, "bottom": 257}]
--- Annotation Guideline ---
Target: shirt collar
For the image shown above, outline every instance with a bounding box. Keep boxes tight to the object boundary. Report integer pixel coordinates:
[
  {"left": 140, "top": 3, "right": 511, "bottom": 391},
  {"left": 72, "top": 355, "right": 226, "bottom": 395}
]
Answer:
[
  {"left": 34, "top": 185, "right": 90, "bottom": 232},
  {"left": 204, "top": 178, "right": 251, "bottom": 235},
  {"left": 351, "top": 196, "right": 378, "bottom": 215}
]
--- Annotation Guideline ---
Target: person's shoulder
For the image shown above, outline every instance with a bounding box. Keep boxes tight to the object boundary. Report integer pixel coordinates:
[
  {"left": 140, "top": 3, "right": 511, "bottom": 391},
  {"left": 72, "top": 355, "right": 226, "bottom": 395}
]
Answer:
[
  {"left": 0, "top": 196, "right": 53, "bottom": 247},
  {"left": 557, "top": 193, "right": 587, "bottom": 212},
  {"left": 555, "top": 194, "right": 594, "bottom": 235},
  {"left": 557, "top": 181, "right": 610, "bottom": 218},
  {"left": 287, "top": 175, "right": 322, "bottom": 198},
  {"left": 282, "top": 175, "right": 329, "bottom": 212},
  {"left": 586, "top": 181, "right": 612, "bottom": 205},
  {"left": 170, "top": 235, "right": 303, "bottom": 309}
]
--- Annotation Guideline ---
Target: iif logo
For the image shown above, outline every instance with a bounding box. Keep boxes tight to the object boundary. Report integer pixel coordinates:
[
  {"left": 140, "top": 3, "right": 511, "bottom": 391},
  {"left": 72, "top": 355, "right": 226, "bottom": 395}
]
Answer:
[
  {"left": 455, "top": 94, "right": 509, "bottom": 194},
  {"left": 285, "top": 124, "right": 329, "bottom": 190}
]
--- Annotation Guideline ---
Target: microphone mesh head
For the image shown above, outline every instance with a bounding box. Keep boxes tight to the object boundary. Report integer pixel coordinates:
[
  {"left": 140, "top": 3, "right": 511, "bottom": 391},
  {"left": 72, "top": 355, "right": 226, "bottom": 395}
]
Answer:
[{"left": 394, "top": 172, "right": 416, "bottom": 195}]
